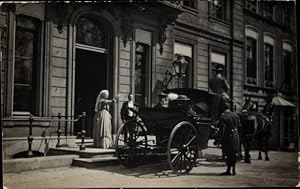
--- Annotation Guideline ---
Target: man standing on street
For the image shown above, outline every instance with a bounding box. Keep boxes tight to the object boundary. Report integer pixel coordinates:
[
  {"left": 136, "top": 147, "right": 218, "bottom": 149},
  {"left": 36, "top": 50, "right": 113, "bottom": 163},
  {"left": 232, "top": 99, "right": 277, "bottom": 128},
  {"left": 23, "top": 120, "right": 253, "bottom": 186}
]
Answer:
[{"left": 218, "top": 101, "right": 241, "bottom": 176}]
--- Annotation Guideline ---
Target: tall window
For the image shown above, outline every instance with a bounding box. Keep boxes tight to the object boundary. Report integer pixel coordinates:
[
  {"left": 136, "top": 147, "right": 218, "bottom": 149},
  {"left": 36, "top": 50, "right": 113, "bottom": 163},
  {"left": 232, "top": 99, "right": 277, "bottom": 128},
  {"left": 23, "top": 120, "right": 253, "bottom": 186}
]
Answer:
[
  {"left": 0, "top": 12, "right": 7, "bottom": 116},
  {"left": 208, "top": 0, "right": 226, "bottom": 20},
  {"left": 246, "top": 37, "right": 257, "bottom": 85},
  {"left": 263, "top": 2, "right": 274, "bottom": 20},
  {"left": 135, "top": 43, "right": 148, "bottom": 106},
  {"left": 245, "top": 0, "right": 258, "bottom": 13},
  {"left": 264, "top": 35, "right": 275, "bottom": 88},
  {"left": 283, "top": 42, "right": 292, "bottom": 90},
  {"left": 264, "top": 43, "right": 274, "bottom": 87},
  {"left": 283, "top": 4, "right": 292, "bottom": 29},
  {"left": 13, "top": 16, "right": 39, "bottom": 114},
  {"left": 174, "top": 42, "right": 193, "bottom": 88}
]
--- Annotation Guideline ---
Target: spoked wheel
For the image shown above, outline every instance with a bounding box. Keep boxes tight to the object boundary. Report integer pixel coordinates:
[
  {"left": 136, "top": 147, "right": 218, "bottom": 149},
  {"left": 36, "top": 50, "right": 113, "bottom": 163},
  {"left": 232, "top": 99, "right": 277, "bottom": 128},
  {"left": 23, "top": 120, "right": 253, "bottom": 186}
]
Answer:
[
  {"left": 167, "top": 121, "right": 199, "bottom": 175},
  {"left": 115, "top": 119, "right": 148, "bottom": 168}
]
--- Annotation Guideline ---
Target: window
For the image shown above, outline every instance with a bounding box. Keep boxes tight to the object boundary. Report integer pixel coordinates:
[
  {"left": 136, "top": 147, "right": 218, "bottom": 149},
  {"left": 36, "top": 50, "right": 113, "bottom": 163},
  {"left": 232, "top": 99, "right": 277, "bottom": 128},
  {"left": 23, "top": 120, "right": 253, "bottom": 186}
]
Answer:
[
  {"left": 245, "top": 27, "right": 259, "bottom": 85},
  {"left": 208, "top": 0, "right": 226, "bottom": 20},
  {"left": 210, "top": 51, "right": 226, "bottom": 77},
  {"left": 264, "top": 44, "right": 274, "bottom": 87},
  {"left": 283, "top": 42, "right": 292, "bottom": 90},
  {"left": 135, "top": 43, "right": 148, "bottom": 106},
  {"left": 283, "top": 4, "right": 292, "bottom": 29},
  {"left": 263, "top": 2, "right": 275, "bottom": 20},
  {"left": 264, "top": 35, "right": 275, "bottom": 88},
  {"left": 246, "top": 37, "right": 257, "bottom": 85},
  {"left": 0, "top": 12, "right": 7, "bottom": 115},
  {"left": 76, "top": 16, "right": 109, "bottom": 49},
  {"left": 183, "top": 0, "right": 196, "bottom": 9},
  {"left": 135, "top": 29, "right": 152, "bottom": 106},
  {"left": 245, "top": 0, "right": 258, "bottom": 13},
  {"left": 13, "top": 16, "right": 40, "bottom": 114},
  {"left": 174, "top": 42, "right": 193, "bottom": 88}
]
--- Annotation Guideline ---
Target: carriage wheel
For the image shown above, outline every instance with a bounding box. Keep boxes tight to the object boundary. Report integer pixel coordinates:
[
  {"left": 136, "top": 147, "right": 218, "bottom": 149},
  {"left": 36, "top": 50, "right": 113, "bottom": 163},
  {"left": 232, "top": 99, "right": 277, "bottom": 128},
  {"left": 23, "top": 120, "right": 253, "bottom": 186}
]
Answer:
[
  {"left": 115, "top": 119, "right": 148, "bottom": 168},
  {"left": 167, "top": 121, "right": 199, "bottom": 175}
]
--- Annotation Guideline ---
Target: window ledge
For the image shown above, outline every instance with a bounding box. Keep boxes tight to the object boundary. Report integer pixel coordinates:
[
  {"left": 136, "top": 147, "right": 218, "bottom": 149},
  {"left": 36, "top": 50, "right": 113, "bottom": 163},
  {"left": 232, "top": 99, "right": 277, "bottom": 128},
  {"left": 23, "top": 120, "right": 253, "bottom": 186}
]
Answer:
[
  {"left": 208, "top": 16, "right": 231, "bottom": 26},
  {"left": 244, "top": 83, "right": 258, "bottom": 88},
  {"left": 244, "top": 84, "right": 277, "bottom": 92},
  {"left": 244, "top": 8, "right": 294, "bottom": 32}
]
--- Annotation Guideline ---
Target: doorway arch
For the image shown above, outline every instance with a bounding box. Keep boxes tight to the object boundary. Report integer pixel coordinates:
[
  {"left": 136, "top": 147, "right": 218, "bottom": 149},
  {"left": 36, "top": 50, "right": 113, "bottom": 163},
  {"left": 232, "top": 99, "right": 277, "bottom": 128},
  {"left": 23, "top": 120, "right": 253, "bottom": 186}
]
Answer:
[{"left": 73, "top": 14, "right": 115, "bottom": 137}]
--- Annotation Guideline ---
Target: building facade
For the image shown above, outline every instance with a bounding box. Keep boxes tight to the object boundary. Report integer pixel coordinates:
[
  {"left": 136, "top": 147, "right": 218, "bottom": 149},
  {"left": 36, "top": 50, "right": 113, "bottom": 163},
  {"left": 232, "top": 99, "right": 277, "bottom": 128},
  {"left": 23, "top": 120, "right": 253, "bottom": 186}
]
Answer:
[
  {"left": 244, "top": 0, "right": 297, "bottom": 149},
  {"left": 0, "top": 0, "right": 297, "bottom": 159}
]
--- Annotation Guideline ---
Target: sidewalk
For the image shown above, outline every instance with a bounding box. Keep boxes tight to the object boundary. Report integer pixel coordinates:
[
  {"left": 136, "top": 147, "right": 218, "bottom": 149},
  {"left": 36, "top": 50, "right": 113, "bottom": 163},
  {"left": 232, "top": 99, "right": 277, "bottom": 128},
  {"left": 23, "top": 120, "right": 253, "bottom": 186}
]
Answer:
[{"left": 3, "top": 150, "right": 298, "bottom": 188}]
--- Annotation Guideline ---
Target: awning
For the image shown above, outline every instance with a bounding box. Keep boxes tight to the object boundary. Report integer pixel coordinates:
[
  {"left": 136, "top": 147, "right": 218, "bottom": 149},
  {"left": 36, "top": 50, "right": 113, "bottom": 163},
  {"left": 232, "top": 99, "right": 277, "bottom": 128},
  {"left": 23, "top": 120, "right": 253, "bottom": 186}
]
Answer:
[{"left": 272, "top": 96, "right": 296, "bottom": 107}]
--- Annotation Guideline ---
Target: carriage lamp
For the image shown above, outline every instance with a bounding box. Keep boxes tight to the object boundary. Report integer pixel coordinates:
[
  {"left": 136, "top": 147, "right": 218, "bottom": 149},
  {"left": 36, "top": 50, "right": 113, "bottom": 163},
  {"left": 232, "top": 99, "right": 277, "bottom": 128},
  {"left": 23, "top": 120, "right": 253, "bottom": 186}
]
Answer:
[
  {"left": 173, "top": 54, "right": 188, "bottom": 88},
  {"left": 163, "top": 54, "right": 189, "bottom": 89}
]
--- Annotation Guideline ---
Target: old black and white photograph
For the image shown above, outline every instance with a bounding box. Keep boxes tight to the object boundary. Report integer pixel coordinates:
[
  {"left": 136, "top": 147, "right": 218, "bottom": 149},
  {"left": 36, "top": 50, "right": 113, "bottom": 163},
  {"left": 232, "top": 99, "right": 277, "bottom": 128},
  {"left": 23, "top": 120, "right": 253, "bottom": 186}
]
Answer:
[{"left": 0, "top": 0, "right": 299, "bottom": 188}]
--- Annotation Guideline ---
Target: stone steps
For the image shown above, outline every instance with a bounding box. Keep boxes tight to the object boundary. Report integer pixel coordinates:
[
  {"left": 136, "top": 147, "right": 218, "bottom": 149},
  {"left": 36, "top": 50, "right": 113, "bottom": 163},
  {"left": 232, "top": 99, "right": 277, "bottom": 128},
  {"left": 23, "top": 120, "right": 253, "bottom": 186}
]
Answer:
[
  {"left": 3, "top": 155, "right": 79, "bottom": 173},
  {"left": 48, "top": 146, "right": 118, "bottom": 168},
  {"left": 48, "top": 147, "right": 116, "bottom": 158},
  {"left": 72, "top": 157, "right": 119, "bottom": 168}
]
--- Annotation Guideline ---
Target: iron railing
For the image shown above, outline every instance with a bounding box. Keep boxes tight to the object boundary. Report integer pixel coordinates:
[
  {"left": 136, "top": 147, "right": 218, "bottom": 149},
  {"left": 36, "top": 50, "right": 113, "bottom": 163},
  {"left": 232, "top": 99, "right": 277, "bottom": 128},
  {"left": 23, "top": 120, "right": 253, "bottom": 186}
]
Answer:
[{"left": 25, "top": 112, "right": 87, "bottom": 157}]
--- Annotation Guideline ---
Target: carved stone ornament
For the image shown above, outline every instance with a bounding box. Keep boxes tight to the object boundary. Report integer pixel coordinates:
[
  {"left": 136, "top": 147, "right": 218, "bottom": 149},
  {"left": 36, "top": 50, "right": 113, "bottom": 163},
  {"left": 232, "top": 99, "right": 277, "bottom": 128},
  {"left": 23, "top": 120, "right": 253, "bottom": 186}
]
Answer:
[
  {"left": 159, "top": 24, "right": 167, "bottom": 55},
  {"left": 121, "top": 18, "right": 133, "bottom": 47}
]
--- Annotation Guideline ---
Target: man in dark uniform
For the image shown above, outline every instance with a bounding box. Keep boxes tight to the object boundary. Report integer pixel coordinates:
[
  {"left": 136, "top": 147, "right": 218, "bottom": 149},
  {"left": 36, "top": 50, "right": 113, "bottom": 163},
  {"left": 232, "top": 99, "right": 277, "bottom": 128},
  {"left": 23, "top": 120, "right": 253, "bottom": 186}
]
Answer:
[
  {"left": 218, "top": 101, "right": 241, "bottom": 175},
  {"left": 209, "top": 67, "right": 231, "bottom": 120},
  {"left": 121, "top": 93, "right": 135, "bottom": 123}
]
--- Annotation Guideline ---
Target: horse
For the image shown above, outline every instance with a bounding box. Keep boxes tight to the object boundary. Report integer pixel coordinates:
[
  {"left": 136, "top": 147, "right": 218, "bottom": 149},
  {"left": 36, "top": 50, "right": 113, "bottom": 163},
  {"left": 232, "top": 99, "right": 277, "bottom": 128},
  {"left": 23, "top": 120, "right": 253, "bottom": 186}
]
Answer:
[{"left": 239, "top": 97, "right": 273, "bottom": 163}]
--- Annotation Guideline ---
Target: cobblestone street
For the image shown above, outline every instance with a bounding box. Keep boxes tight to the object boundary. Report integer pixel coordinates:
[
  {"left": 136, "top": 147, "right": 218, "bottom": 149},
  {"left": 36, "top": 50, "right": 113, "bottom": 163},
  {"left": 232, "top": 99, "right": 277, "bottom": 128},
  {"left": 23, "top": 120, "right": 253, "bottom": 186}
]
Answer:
[{"left": 3, "top": 150, "right": 299, "bottom": 188}]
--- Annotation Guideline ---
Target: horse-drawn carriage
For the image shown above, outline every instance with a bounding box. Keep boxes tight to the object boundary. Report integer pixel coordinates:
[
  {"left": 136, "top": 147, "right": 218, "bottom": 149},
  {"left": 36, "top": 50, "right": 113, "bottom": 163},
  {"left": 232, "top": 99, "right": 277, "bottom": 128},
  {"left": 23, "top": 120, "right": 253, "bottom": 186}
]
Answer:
[{"left": 115, "top": 88, "right": 218, "bottom": 175}]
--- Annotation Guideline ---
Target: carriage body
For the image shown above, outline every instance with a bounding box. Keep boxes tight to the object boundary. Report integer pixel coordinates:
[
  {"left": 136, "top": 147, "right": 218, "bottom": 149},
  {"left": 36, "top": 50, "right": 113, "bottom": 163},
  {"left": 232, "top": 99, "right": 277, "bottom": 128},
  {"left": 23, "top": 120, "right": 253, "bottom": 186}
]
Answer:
[{"left": 115, "top": 88, "right": 217, "bottom": 175}]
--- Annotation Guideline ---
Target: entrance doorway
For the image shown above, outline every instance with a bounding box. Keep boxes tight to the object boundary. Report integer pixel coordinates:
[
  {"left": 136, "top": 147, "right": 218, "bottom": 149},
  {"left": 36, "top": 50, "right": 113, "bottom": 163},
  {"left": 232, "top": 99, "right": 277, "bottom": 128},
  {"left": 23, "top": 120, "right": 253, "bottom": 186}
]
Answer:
[{"left": 74, "top": 49, "right": 110, "bottom": 137}]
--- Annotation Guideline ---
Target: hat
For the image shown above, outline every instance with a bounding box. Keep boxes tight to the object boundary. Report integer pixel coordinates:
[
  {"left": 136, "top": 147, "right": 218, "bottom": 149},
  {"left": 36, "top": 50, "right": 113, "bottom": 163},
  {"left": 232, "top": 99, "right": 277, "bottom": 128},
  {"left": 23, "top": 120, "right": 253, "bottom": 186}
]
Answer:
[
  {"left": 177, "top": 95, "right": 190, "bottom": 100},
  {"left": 213, "top": 67, "right": 223, "bottom": 72},
  {"left": 159, "top": 91, "right": 168, "bottom": 97}
]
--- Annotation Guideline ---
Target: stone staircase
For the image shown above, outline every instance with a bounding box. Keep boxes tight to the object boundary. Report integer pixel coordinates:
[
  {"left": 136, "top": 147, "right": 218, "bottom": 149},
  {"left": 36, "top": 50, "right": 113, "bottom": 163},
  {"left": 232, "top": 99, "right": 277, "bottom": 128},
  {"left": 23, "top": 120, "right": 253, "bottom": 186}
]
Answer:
[
  {"left": 48, "top": 138, "right": 119, "bottom": 168},
  {"left": 3, "top": 138, "right": 118, "bottom": 173}
]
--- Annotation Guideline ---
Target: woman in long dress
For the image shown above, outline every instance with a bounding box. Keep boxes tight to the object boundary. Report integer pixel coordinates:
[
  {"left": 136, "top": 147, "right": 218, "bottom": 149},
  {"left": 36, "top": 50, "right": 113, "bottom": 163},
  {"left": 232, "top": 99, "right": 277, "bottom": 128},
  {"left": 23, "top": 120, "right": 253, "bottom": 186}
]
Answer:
[{"left": 93, "top": 90, "right": 117, "bottom": 148}]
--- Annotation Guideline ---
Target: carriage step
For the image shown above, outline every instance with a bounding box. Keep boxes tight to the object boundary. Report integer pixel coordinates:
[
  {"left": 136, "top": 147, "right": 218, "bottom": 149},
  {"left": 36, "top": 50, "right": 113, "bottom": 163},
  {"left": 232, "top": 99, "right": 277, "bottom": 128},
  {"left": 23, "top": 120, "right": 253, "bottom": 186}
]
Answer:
[
  {"left": 48, "top": 147, "right": 115, "bottom": 158},
  {"left": 72, "top": 157, "right": 118, "bottom": 168}
]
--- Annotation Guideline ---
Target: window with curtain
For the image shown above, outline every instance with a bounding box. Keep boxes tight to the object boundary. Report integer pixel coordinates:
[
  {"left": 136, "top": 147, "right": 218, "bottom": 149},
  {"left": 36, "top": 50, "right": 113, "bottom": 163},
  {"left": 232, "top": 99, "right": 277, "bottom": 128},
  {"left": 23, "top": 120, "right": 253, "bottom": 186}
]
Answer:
[
  {"left": 246, "top": 37, "right": 257, "bottom": 85},
  {"left": 13, "top": 16, "right": 40, "bottom": 114},
  {"left": 264, "top": 43, "right": 274, "bottom": 87},
  {"left": 208, "top": 0, "right": 226, "bottom": 20}
]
